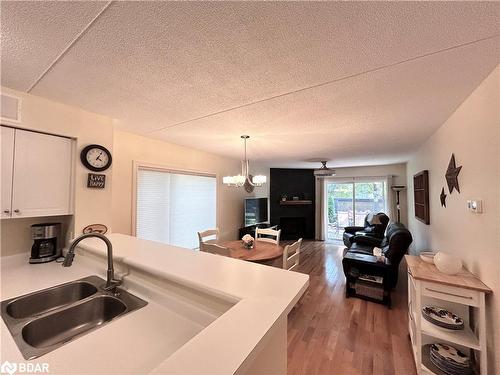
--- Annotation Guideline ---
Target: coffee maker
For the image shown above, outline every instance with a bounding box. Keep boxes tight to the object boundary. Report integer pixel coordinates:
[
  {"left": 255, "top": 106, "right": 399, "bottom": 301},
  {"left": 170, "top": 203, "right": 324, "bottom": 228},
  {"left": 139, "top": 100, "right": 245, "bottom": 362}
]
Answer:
[{"left": 30, "top": 223, "right": 62, "bottom": 264}]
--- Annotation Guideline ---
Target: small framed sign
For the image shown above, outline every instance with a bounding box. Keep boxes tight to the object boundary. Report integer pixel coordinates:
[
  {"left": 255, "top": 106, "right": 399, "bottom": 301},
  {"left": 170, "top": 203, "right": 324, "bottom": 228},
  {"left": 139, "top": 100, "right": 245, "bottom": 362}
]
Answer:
[
  {"left": 83, "top": 223, "right": 108, "bottom": 234},
  {"left": 87, "top": 173, "right": 106, "bottom": 189}
]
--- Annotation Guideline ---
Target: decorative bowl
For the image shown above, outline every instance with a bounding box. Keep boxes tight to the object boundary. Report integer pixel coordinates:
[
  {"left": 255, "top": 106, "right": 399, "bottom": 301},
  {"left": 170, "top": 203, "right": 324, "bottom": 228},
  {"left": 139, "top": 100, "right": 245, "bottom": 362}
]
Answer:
[
  {"left": 422, "top": 306, "right": 464, "bottom": 330},
  {"left": 434, "top": 251, "right": 462, "bottom": 275},
  {"left": 419, "top": 251, "right": 436, "bottom": 264},
  {"left": 242, "top": 239, "right": 254, "bottom": 249}
]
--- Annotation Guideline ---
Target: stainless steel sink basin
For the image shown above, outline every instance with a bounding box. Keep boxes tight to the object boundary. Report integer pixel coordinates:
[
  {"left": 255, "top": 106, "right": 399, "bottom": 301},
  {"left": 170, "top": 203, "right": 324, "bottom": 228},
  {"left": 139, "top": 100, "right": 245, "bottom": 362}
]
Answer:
[
  {"left": 5, "top": 281, "right": 97, "bottom": 319},
  {"left": 1, "top": 276, "right": 147, "bottom": 359},
  {"left": 22, "top": 296, "right": 127, "bottom": 348}
]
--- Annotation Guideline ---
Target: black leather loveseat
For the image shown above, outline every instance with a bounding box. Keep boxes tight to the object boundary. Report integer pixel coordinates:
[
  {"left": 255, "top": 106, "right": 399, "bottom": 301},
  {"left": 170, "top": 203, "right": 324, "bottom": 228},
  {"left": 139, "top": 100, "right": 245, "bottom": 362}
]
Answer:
[{"left": 342, "top": 222, "right": 413, "bottom": 291}]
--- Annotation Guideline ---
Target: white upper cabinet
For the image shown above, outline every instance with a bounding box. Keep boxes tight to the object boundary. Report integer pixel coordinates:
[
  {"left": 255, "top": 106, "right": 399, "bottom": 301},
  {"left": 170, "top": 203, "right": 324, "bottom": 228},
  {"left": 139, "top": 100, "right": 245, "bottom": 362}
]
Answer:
[
  {"left": 2, "top": 127, "right": 73, "bottom": 219},
  {"left": 1, "top": 127, "right": 15, "bottom": 218}
]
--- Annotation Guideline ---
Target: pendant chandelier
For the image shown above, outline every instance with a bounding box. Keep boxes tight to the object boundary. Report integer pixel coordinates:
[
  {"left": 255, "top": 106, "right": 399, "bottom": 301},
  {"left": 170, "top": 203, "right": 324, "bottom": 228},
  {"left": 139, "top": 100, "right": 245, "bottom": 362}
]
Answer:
[{"left": 223, "top": 135, "right": 266, "bottom": 187}]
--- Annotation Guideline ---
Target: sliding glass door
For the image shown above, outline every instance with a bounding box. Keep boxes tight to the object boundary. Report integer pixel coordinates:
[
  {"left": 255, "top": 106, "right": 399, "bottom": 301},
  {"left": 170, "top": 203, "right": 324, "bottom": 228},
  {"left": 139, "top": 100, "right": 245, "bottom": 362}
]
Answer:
[
  {"left": 326, "top": 180, "right": 387, "bottom": 241},
  {"left": 354, "top": 182, "right": 387, "bottom": 225},
  {"left": 327, "top": 183, "right": 354, "bottom": 241}
]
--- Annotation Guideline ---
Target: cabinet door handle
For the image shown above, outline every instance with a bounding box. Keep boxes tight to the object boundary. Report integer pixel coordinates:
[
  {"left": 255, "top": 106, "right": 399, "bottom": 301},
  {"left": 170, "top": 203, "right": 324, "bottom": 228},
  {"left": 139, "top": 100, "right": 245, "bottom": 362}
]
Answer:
[
  {"left": 13, "top": 209, "right": 20, "bottom": 213},
  {"left": 425, "top": 288, "right": 473, "bottom": 300},
  {"left": 3, "top": 210, "right": 10, "bottom": 214}
]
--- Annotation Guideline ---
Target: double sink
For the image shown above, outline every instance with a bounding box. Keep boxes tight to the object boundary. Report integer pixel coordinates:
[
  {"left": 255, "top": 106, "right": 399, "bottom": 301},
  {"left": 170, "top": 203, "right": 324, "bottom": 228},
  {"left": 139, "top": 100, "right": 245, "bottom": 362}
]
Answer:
[{"left": 1, "top": 275, "right": 147, "bottom": 359}]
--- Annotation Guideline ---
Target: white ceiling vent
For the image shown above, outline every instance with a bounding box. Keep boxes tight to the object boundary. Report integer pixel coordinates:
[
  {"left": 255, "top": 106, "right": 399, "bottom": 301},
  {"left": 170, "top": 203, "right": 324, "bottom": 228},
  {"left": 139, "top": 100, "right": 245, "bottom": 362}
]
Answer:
[{"left": 1, "top": 94, "right": 21, "bottom": 123}]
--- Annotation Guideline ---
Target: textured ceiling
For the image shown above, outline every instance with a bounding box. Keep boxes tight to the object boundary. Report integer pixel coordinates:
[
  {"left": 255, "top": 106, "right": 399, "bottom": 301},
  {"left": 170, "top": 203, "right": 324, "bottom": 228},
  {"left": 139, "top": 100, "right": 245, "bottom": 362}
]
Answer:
[
  {"left": 1, "top": 1, "right": 499, "bottom": 167},
  {"left": 0, "top": 1, "right": 109, "bottom": 91}
]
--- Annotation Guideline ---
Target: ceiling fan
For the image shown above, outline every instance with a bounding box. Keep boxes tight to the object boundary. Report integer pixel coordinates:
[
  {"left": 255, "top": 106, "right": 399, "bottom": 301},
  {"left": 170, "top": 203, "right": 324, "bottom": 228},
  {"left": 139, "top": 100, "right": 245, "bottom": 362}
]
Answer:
[{"left": 313, "top": 161, "right": 336, "bottom": 177}]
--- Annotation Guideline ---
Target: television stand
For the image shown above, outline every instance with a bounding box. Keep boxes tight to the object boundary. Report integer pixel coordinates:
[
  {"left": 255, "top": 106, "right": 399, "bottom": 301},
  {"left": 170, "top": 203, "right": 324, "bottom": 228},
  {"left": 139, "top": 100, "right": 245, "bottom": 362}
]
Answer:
[{"left": 239, "top": 223, "right": 277, "bottom": 239}]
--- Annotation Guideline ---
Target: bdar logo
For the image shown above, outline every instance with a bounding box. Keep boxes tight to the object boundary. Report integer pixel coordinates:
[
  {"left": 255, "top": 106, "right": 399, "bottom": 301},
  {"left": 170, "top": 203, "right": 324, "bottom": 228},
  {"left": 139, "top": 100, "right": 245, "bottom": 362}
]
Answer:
[
  {"left": 0, "top": 361, "right": 17, "bottom": 375},
  {"left": 0, "top": 361, "right": 48, "bottom": 374}
]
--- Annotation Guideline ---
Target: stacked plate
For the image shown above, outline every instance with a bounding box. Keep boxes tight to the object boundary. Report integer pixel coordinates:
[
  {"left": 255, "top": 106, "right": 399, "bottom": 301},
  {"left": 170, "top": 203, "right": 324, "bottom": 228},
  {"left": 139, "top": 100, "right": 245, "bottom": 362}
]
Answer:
[
  {"left": 429, "top": 343, "right": 471, "bottom": 375},
  {"left": 422, "top": 306, "right": 464, "bottom": 330}
]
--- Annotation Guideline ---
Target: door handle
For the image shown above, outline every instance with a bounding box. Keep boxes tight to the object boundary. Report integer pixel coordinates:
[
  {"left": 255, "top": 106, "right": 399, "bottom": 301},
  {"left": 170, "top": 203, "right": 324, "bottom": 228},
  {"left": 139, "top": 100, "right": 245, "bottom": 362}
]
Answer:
[
  {"left": 13, "top": 209, "right": 20, "bottom": 213},
  {"left": 3, "top": 209, "right": 10, "bottom": 214}
]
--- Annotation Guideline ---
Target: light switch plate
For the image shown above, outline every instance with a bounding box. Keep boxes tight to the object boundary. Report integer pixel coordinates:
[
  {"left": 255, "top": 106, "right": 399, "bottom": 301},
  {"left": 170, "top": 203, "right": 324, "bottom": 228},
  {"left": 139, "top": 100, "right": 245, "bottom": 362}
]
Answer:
[{"left": 467, "top": 199, "right": 483, "bottom": 213}]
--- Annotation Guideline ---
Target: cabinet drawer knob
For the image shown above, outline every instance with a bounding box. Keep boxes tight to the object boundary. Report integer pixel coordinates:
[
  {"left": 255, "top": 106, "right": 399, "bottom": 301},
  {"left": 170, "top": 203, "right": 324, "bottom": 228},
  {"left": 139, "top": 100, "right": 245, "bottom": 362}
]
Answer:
[
  {"left": 3, "top": 210, "right": 10, "bottom": 214},
  {"left": 13, "top": 209, "right": 20, "bottom": 213}
]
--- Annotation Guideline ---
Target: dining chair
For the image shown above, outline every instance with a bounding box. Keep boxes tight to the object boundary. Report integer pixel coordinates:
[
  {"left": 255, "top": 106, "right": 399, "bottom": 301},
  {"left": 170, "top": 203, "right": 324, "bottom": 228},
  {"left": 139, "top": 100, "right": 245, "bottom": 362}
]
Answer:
[
  {"left": 201, "top": 243, "right": 231, "bottom": 257},
  {"left": 283, "top": 238, "right": 302, "bottom": 271},
  {"left": 255, "top": 228, "right": 281, "bottom": 245},
  {"left": 197, "top": 228, "right": 219, "bottom": 249}
]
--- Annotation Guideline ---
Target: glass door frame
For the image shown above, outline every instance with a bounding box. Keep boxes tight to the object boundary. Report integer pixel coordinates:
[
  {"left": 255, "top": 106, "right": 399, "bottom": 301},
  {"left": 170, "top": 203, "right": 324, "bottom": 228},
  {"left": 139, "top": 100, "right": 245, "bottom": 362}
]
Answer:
[{"left": 323, "top": 177, "right": 388, "bottom": 242}]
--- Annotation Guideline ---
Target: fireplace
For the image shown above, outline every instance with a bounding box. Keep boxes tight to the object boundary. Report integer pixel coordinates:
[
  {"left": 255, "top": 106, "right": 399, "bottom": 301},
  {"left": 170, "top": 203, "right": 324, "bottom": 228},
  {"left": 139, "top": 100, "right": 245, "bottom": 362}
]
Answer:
[
  {"left": 279, "top": 217, "right": 307, "bottom": 240},
  {"left": 270, "top": 168, "right": 316, "bottom": 239}
]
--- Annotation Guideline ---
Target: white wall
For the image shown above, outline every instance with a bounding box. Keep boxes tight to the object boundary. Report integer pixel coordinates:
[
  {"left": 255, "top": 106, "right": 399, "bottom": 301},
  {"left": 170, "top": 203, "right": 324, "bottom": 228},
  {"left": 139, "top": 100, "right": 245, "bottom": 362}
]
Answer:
[
  {"left": 406, "top": 66, "right": 500, "bottom": 374},
  {"left": 111, "top": 130, "right": 269, "bottom": 240},
  {"left": 1, "top": 87, "right": 115, "bottom": 256}
]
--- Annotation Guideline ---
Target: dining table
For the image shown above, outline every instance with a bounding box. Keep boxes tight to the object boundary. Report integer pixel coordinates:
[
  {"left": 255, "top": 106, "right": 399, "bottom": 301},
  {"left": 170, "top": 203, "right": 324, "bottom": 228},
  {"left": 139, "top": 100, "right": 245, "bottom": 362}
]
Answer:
[{"left": 216, "top": 239, "right": 284, "bottom": 263}]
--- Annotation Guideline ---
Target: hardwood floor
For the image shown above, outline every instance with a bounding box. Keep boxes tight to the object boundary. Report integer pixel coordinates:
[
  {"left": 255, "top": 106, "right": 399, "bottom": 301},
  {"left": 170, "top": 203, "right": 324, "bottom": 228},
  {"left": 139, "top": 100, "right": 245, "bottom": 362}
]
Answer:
[{"left": 287, "top": 241, "right": 416, "bottom": 375}]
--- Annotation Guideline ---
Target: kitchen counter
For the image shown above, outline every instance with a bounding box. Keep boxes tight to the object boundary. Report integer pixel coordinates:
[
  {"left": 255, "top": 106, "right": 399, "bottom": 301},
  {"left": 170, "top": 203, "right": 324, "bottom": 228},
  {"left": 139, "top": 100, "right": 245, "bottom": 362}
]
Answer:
[
  {"left": 1, "top": 252, "right": 209, "bottom": 374},
  {"left": 1, "top": 233, "right": 309, "bottom": 374}
]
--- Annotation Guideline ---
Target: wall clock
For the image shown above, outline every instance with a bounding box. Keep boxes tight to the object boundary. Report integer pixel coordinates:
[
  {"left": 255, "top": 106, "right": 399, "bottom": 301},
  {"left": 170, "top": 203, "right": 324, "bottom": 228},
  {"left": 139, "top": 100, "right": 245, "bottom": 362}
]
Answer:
[{"left": 80, "top": 144, "right": 112, "bottom": 172}]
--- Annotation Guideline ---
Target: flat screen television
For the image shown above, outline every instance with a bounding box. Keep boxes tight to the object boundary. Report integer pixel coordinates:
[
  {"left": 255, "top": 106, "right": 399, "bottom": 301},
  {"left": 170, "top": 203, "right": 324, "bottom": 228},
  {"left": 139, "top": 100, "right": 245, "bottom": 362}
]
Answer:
[{"left": 244, "top": 197, "right": 269, "bottom": 227}]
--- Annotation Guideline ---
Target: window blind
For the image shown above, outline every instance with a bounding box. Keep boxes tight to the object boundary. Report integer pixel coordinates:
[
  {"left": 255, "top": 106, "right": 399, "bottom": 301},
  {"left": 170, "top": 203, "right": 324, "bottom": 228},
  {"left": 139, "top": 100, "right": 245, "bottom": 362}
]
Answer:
[{"left": 136, "top": 167, "right": 216, "bottom": 249}]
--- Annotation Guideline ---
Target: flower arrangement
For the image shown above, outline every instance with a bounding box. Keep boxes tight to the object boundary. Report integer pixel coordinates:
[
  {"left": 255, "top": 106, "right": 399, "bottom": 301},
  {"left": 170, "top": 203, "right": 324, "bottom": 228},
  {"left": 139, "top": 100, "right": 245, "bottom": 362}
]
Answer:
[{"left": 242, "top": 234, "right": 254, "bottom": 249}]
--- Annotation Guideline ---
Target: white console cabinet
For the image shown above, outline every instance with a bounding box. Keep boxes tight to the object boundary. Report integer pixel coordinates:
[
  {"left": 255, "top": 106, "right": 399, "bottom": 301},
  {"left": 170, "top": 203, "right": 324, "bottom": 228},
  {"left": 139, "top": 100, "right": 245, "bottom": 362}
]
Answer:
[
  {"left": 406, "top": 255, "right": 492, "bottom": 375},
  {"left": 1, "top": 126, "right": 73, "bottom": 218}
]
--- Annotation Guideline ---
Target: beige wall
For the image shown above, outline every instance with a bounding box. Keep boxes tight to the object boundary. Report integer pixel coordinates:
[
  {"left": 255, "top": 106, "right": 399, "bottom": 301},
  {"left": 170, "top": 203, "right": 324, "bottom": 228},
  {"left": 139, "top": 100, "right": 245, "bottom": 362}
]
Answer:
[
  {"left": 406, "top": 66, "right": 500, "bottom": 374},
  {"left": 1, "top": 216, "right": 72, "bottom": 257},
  {"left": 111, "top": 130, "right": 269, "bottom": 240},
  {"left": 1, "top": 87, "right": 115, "bottom": 234},
  {"left": 1, "top": 88, "right": 270, "bottom": 257},
  {"left": 1, "top": 87, "right": 115, "bottom": 256}
]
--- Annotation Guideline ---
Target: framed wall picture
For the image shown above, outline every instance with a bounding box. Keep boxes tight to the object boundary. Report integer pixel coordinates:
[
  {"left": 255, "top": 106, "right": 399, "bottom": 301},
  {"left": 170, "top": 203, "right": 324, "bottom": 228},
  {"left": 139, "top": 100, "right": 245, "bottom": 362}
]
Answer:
[
  {"left": 87, "top": 173, "right": 106, "bottom": 188},
  {"left": 413, "top": 170, "right": 430, "bottom": 225}
]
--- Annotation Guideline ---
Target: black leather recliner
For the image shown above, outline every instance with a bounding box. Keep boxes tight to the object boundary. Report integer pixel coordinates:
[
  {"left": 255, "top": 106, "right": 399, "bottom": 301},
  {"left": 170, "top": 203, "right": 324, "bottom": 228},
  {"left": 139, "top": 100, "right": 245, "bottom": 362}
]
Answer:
[
  {"left": 342, "top": 212, "right": 390, "bottom": 248},
  {"left": 342, "top": 222, "right": 413, "bottom": 289}
]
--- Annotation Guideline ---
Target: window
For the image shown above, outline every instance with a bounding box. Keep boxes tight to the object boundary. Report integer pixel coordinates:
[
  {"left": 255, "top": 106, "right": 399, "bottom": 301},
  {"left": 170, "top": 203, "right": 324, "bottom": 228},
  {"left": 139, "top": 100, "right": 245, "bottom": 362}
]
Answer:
[
  {"left": 326, "top": 179, "right": 387, "bottom": 241},
  {"left": 135, "top": 166, "right": 217, "bottom": 249}
]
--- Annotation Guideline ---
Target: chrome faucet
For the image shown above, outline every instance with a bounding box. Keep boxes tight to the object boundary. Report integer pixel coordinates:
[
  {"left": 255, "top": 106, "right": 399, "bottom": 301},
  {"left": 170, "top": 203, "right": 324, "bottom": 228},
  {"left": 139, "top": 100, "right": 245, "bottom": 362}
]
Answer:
[{"left": 62, "top": 233, "right": 122, "bottom": 293}]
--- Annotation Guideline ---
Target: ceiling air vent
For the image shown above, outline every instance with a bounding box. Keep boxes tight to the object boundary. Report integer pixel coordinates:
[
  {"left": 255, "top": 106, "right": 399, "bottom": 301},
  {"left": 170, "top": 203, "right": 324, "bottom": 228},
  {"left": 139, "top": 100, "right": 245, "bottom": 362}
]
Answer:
[
  {"left": 1, "top": 94, "right": 21, "bottom": 123},
  {"left": 314, "top": 161, "right": 336, "bottom": 177}
]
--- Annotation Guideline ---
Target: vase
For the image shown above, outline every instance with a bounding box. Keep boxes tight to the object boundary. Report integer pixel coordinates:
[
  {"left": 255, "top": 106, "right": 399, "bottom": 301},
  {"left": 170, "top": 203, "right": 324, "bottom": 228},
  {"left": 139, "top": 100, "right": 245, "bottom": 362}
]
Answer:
[{"left": 434, "top": 251, "right": 462, "bottom": 275}]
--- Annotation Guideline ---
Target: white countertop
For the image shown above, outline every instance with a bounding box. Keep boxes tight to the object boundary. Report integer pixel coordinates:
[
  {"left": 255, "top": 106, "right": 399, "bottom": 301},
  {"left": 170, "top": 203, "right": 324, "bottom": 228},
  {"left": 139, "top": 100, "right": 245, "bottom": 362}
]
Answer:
[
  {"left": 1, "top": 233, "right": 309, "bottom": 374},
  {"left": 1, "top": 252, "right": 206, "bottom": 374}
]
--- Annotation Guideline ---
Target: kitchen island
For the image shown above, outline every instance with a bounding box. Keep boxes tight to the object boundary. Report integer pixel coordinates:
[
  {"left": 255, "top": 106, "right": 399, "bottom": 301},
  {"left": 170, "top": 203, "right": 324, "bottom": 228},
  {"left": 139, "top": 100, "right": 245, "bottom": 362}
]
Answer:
[{"left": 1, "top": 233, "right": 309, "bottom": 374}]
